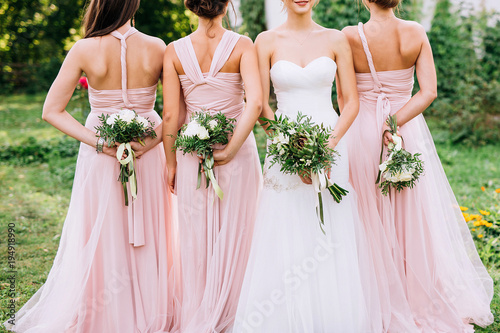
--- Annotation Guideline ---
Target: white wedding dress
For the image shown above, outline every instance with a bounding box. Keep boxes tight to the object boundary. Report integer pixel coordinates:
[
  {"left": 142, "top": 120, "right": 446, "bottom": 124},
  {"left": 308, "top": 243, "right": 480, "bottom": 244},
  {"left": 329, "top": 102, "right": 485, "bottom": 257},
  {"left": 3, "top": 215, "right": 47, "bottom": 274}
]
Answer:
[{"left": 232, "top": 57, "right": 382, "bottom": 332}]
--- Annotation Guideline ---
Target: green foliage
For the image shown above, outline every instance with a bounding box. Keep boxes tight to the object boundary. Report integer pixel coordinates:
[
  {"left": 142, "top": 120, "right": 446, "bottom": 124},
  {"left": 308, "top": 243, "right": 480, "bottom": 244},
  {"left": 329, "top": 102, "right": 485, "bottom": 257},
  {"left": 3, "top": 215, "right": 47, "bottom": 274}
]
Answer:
[
  {"left": 428, "top": 0, "right": 477, "bottom": 99},
  {"left": 0, "top": 0, "right": 190, "bottom": 93},
  {"left": 314, "top": 0, "right": 418, "bottom": 31},
  {"left": 135, "top": 0, "right": 191, "bottom": 44},
  {"left": 261, "top": 112, "right": 336, "bottom": 176},
  {"left": 175, "top": 111, "right": 236, "bottom": 158},
  {"left": 0, "top": 0, "right": 85, "bottom": 92},
  {"left": 0, "top": 136, "right": 79, "bottom": 165},
  {"left": 95, "top": 111, "right": 157, "bottom": 148},
  {"left": 481, "top": 17, "right": 500, "bottom": 82},
  {"left": 427, "top": 0, "right": 500, "bottom": 145},
  {"left": 377, "top": 115, "right": 425, "bottom": 195},
  {"left": 239, "top": 0, "right": 266, "bottom": 40}
]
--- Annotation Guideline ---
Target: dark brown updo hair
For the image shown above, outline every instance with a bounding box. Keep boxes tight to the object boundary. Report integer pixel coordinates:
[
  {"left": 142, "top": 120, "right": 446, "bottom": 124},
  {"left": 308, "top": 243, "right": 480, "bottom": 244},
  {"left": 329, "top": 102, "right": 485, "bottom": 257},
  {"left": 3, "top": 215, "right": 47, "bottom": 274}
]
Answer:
[
  {"left": 367, "top": 0, "right": 400, "bottom": 9},
  {"left": 83, "top": 0, "right": 140, "bottom": 38},
  {"left": 184, "top": 0, "right": 229, "bottom": 19}
]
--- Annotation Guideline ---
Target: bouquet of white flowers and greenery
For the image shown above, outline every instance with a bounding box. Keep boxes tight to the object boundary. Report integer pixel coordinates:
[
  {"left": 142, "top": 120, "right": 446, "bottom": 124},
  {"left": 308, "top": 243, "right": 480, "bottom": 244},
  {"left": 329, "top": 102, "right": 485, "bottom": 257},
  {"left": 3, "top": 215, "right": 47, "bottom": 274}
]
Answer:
[
  {"left": 261, "top": 112, "right": 348, "bottom": 233},
  {"left": 174, "top": 110, "right": 236, "bottom": 200},
  {"left": 95, "top": 109, "right": 156, "bottom": 206},
  {"left": 376, "top": 115, "right": 424, "bottom": 196}
]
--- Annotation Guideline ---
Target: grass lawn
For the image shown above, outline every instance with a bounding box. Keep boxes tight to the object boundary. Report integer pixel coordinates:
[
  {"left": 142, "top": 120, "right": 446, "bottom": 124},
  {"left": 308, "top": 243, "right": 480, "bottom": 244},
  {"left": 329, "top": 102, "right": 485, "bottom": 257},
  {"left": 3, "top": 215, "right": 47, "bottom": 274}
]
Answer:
[{"left": 0, "top": 94, "right": 499, "bottom": 331}]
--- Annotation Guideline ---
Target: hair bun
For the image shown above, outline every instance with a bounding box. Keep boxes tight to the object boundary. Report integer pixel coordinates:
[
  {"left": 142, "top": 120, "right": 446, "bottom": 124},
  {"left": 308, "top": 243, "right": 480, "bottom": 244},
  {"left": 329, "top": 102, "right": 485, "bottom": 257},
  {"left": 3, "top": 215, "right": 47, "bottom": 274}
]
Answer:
[
  {"left": 368, "top": 0, "right": 400, "bottom": 9},
  {"left": 185, "top": 0, "right": 229, "bottom": 19}
]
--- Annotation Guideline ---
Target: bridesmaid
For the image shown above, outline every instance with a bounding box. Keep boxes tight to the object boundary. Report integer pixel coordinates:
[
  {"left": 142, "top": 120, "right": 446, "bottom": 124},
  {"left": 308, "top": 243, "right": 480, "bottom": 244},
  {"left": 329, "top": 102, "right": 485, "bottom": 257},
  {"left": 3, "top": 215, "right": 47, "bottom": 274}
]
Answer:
[
  {"left": 4, "top": 0, "right": 178, "bottom": 332},
  {"left": 341, "top": 0, "right": 494, "bottom": 331},
  {"left": 162, "top": 0, "right": 262, "bottom": 332}
]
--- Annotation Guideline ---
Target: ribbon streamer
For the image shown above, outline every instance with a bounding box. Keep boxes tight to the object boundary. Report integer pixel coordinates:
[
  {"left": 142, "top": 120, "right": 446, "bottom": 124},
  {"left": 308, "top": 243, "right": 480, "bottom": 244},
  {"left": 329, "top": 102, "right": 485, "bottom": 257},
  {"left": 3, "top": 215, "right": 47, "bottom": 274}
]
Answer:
[{"left": 116, "top": 142, "right": 137, "bottom": 205}]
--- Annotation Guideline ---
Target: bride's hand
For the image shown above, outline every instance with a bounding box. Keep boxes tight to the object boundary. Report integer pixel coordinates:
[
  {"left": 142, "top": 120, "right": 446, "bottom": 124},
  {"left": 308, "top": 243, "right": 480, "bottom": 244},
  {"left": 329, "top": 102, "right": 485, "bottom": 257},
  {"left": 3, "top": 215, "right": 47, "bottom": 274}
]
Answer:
[{"left": 299, "top": 170, "right": 312, "bottom": 185}]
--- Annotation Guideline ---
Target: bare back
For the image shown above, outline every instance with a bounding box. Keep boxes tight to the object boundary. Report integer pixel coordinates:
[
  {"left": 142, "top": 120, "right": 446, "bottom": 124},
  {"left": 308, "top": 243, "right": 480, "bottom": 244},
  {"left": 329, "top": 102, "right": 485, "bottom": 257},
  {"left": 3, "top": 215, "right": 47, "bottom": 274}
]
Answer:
[
  {"left": 343, "top": 19, "right": 425, "bottom": 73},
  {"left": 77, "top": 30, "right": 165, "bottom": 90},
  {"left": 171, "top": 29, "right": 246, "bottom": 75}
]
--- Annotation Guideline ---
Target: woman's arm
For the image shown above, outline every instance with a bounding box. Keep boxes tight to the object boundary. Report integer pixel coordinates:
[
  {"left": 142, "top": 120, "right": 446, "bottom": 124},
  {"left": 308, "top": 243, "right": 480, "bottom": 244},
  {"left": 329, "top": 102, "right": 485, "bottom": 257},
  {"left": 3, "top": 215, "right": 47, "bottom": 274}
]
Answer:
[
  {"left": 255, "top": 32, "right": 275, "bottom": 126},
  {"left": 329, "top": 31, "right": 359, "bottom": 149},
  {"left": 394, "top": 26, "right": 437, "bottom": 127},
  {"left": 381, "top": 25, "right": 437, "bottom": 145},
  {"left": 162, "top": 43, "right": 182, "bottom": 193},
  {"left": 213, "top": 37, "right": 263, "bottom": 165},
  {"left": 42, "top": 41, "right": 117, "bottom": 157}
]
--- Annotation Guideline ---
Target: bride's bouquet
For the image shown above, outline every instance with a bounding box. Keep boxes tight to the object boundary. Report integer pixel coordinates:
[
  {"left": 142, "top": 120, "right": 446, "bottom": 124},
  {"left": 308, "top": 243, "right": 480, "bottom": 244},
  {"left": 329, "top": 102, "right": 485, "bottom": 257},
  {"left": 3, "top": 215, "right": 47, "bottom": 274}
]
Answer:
[
  {"left": 174, "top": 110, "right": 236, "bottom": 200},
  {"left": 95, "top": 109, "right": 157, "bottom": 206},
  {"left": 261, "top": 112, "right": 348, "bottom": 233},
  {"left": 376, "top": 115, "right": 424, "bottom": 195}
]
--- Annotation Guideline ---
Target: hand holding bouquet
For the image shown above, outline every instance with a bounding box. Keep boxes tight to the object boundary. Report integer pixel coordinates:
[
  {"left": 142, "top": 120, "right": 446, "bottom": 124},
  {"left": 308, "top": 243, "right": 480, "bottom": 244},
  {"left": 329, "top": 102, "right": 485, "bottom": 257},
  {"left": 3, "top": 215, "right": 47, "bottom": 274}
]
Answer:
[
  {"left": 174, "top": 110, "right": 236, "bottom": 200},
  {"left": 261, "top": 112, "right": 348, "bottom": 233},
  {"left": 376, "top": 115, "right": 424, "bottom": 195},
  {"left": 95, "top": 109, "right": 157, "bottom": 205}
]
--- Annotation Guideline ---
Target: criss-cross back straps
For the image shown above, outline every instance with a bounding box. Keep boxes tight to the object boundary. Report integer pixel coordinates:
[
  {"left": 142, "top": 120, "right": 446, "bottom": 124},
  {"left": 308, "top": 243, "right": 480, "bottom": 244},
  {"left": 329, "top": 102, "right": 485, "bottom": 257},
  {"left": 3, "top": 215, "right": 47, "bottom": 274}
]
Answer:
[
  {"left": 110, "top": 27, "right": 138, "bottom": 109},
  {"left": 173, "top": 31, "right": 241, "bottom": 85},
  {"left": 209, "top": 31, "right": 241, "bottom": 76},
  {"left": 357, "top": 23, "right": 382, "bottom": 91}
]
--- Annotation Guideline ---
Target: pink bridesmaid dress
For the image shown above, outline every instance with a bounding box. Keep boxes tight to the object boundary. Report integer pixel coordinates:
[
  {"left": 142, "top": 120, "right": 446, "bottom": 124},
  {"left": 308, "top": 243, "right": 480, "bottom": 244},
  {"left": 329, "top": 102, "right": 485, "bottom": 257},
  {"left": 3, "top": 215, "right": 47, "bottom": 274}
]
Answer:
[
  {"left": 5, "top": 28, "right": 179, "bottom": 333},
  {"left": 172, "top": 31, "right": 262, "bottom": 333},
  {"left": 347, "top": 23, "right": 493, "bottom": 332}
]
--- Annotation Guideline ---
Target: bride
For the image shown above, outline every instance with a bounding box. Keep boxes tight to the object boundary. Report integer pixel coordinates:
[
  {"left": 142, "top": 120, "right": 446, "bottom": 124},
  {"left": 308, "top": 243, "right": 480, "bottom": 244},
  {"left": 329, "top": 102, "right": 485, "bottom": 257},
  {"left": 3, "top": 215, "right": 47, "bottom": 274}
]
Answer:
[{"left": 232, "top": 0, "right": 383, "bottom": 331}]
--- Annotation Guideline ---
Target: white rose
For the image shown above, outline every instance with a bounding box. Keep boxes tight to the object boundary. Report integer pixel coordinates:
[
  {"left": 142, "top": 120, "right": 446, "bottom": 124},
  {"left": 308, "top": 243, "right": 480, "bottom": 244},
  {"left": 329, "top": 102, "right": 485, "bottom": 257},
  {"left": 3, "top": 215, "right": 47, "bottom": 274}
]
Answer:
[
  {"left": 288, "top": 128, "right": 296, "bottom": 135},
  {"left": 196, "top": 125, "right": 210, "bottom": 140},
  {"left": 183, "top": 121, "right": 201, "bottom": 137},
  {"left": 119, "top": 109, "right": 136, "bottom": 124},
  {"left": 106, "top": 113, "right": 118, "bottom": 125},
  {"left": 208, "top": 119, "right": 218, "bottom": 130},
  {"left": 399, "top": 171, "right": 413, "bottom": 182},
  {"left": 391, "top": 134, "right": 403, "bottom": 151},
  {"left": 384, "top": 171, "right": 398, "bottom": 183},
  {"left": 274, "top": 132, "right": 289, "bottom": 145},
  {"left": 136, "top": 115, "right": 149, "bottom": 127}
]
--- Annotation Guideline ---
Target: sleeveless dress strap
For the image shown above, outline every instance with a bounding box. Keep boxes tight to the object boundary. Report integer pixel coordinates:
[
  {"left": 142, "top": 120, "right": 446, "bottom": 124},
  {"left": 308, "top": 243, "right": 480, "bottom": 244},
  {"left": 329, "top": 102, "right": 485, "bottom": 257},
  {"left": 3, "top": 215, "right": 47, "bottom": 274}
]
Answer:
[
  {"left": 357, "top": 23, "right": 382, "bottom": 90},
  {"left": 358, "top": 23, "right": 392, "bottom": 136},
  {"left": 173, "top": 37, "right": 205, "bottom": 85},
  {"left": 110, "top": 27, "right": 138, "bottom": 109},
  {"left": 209, "top": 31, "right": 241, "bottom": 76}
]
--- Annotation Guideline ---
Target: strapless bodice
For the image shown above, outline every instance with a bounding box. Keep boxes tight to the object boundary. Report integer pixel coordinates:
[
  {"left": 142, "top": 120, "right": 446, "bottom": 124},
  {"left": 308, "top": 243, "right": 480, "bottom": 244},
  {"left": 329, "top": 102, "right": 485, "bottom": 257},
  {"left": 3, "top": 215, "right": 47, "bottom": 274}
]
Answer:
[{"left": 270, "top": 56, "right": 338, "bottom": 129}]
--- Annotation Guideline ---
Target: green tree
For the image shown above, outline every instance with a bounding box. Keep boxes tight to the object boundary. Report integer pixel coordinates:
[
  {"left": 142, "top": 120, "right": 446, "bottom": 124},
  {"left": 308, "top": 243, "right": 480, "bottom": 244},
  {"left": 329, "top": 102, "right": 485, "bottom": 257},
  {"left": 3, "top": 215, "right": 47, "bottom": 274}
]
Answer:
[
  {"left": 239, "top": 0, "right": 266, "bottom": 40},
  {"left": 427, "top": 0, "right": 477, "bottom": 99},
  {"left": 135, "top": 0, "right": 191, "bottom": 45}
]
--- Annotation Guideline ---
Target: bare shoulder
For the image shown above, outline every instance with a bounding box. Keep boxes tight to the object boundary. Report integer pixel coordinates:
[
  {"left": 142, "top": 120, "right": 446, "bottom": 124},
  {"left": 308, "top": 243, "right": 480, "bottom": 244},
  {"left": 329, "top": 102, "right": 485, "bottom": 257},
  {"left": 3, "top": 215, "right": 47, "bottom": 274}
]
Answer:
[
  {"left": 255, "top": 29, "right": 277, "bottom": 47},
  {"left": 137, "top": 32, "right": 167, "bottom": 53},
  {"left": 164, "top": 42, "right": 178, "bottom": 61},
  {"left": 235, "top": 34, "right": 255, "bottom": 51},
  {"left": 322, "top": 28, "right": 350, "bottom": 53},
  {"left": 340, "top": 25, "right": 359, "bottom": 43},
  {"left": 397, "top": 19, "right": 428, "bottom": 41}
]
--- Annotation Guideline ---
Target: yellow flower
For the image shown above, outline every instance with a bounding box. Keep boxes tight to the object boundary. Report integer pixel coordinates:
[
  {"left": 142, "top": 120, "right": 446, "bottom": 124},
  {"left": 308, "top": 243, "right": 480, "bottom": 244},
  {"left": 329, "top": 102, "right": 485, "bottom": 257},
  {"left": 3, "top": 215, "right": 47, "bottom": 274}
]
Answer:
[
  {"left": 460, "top": 206, "right": 469, "bottom": 211},
  {"left": 481, "top": 186, "right": 485, "bottom": 191},
  {"left": 471, "top": 228, "right": 476, "bottom": 231},
  {"left": 477, "top": 234, "right": 484, "bottom": 238},
  {"left": 473, "top": 221, "right": 481, "bottom": 227},
  {"left": 496, "top": 188, "right": 500, "bottom": 194},
  {"left": 479, "top": 210, "right": 490, "bottom": 216},
  {"left": 486, "top": 223, "right": 493, "bottom": 228}
]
